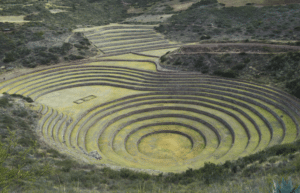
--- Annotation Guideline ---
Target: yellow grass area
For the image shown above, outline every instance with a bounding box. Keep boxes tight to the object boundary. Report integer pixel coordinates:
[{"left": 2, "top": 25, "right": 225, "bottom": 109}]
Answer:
[
  {"left": 45, "top": 3, "right": 71, "bottom": 9},
  {"left": 139, "top": 133, "right": 192, "bottom": 158},
  {"left": 219, "top": 0, "right": 266, "bottom": 7},
  {"left": 74, "top": 23, "right": 158, "bottom": 33},
  {"left": 85, "top": 61, "right": 157, "bottom": 71},
  {"left": 100, "top": 53, "right": 157, "bottom": 60},
  {"left": 36, "top": 86, "right": 143, "bottom": 117},
  {"left": 127, "top": 7, "right": 144, "bottom": 14},
  {"left": 138, "top": 130, "right": 197, "bottom": 160},
  {"left": 171, "top": 2, "right": 195, "bottom": 11},
  {"left": 0, "top": 16, "right": 29, "bottom": 23},
  {"left": 49, "top": 9, "right": 68, "bottom": 14},
  {"left": 124, "top": 14, "right": 174, "bottom": 23},
  {"left": 101, "top": 40, "right": 166, "bottom": 51},
  {"left": 88, "top": 31, "right": 154, "bottom": 38},
  {"left": 87, "top": 29, "right": 153, "bottom": 37}
]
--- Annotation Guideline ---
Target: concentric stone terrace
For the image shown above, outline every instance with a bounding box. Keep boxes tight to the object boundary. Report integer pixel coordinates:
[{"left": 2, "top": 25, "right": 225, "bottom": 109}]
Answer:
[
  {"left": 1, "top": 58, "right": 300, "bottom": 173},
  {"left": 75, "top": 24, "right": 180, "bottom": 55}
]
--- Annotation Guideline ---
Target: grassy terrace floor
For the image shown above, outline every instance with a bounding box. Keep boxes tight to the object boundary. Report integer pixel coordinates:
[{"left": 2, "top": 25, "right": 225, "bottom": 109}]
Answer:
[
  {"left": 77, "top": 24, "right": 180, "bottom": 55},
  {"left": 1, "top": 54, "right": 300, "bottom": 173}
]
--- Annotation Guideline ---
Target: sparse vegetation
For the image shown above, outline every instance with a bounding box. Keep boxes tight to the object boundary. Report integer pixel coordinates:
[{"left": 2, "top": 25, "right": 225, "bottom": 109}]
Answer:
[{"left": 155, "top": 2, "right": 300, "bottom": 42}]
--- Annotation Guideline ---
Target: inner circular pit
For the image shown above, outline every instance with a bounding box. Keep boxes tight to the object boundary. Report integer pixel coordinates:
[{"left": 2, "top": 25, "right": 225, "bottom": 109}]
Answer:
[{"left": 137, "top": 127, "right": 194, "bottom": 159}]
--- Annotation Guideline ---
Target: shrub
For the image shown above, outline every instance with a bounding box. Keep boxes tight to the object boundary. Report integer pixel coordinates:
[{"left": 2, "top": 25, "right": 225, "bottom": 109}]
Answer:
[
  {"left": 286, "top": 79, "right": 300, "bottom": 98},
  {"left": 38, "top": 52, "right": 59, "bottom": 64},
  {"left": 49, "top": 46, "right": 63, "bottom": 54},
  {"left": 213, "top": 69, "right": 237, "bottom": 78},
  {"left": 47, "top": 149, "right": 61, "bottom": 158},
  {"left": 201, "top": 65, "right": 209, "bottom": 73},
  {"left": 10, "top": 94, "right": 33, "bottom": 103},
  {"left": 32, "top": 31, "right": 45, "bottom": 41},
  {"left": 243, "top": 58, "right": 250, "bottom": 64},
  {"left": 160, "top": 54, "right": 168, "bottom": 63},
  {"left": 193, "top": 0, "right": 218, "bottom": 6},
  {"left": 294, "top": 26, "right": 300, "bottom": 31},
  {"left": 33, "top": 47, "right": 47, "bottom": 53},
  {"left": 12, "top": 109, "right": 28, "bottom": 117},
  {"left": 68, "top": 54, "right": 84, "bottom": 60},
  {"left": 74, "top": 44, "right": 89, "bottom": 49},
  {"left": 0, "top": 114, "right": 14, "bottom": 126},
  {"left": 57, "top": 159, "right": 75, "bottom": 172},
  {"left": 3, "top": 52, "right": 16, "bottom": 63},
  {"left": 0, "top": 96, "right": 10, "bottom": 107},
  {"left": 79, "top": 38, "right": 91, "bottom": 46},
  {"left": 215, "top": 18, "right": 232, "bottom": 28},
  {"left": 173, "top": 59, "right": 182, "bottom": 66},
  {"left": 268, "top": 144, "right": 297, "bottom": 156},
  {"left": 200, "top": 35, "right": 211, "bottom": 40},
  {"left": 195, "top": 56, "right": 204, "bottom": 68},
  {"left": 61, "top": 43, "right": 73, "bottom": 51},
  {"left": 231, "top": 63, "right": 246, "bottom": 70},
  {"left": 267, "top": 54, "right": 286, "bottom": 70}
]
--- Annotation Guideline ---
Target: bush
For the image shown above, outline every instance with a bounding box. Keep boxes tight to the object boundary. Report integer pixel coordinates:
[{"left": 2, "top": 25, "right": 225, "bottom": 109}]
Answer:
[
  {"left": 61, "top": 43, "right": 73, "bottom": 51},
  {"left": 160, "top": 53, "right": 168, "bottom": 63},
  {"left": 3, "top": 47, "right": 31, "bottom": 63},
  {"left": 33, "top": 47, "right": 47, "bottom": 53},
  {"left": 267, "top": 54, "right": 286, "bottom": 70},
  {"left": 47, "top": 149, "right": 61, "bottom": 158},
  {"left": 231, "top": 63, "right": 246, "bottom": 70},
  {"left": 294, "top": 26, "right": 300, "bottom": 31},
  {"left": 201, "top": 65, "right": 209, "bottom": 73},
  {"left": 79, "top": 38, "right": 91, "bottom": 46},
  {"left": 32, "top": 31, "right": 45, "bottom": 41},
  {"left": 200, "top": 35, "right": 211, "bottom": 40},
  {"left": 12, "top": 109, "right": 28, "bottom": 117},
  {"left": 57, "top": 159, "right": 75, "bottom": 172},
  {"left": 10, "top": 94, "right": 33, "bottom": 103},
  {"left": 243, "top": 58, "right": 250, "bottom": 64},
  {"left": 173, "top": 59, "right": 182, "bottom": 66},
  {"left": 68, "top": 54, "right": 84, "bottom": 60},
  {"left": 193, "top": 0, "right": 218, "bottom": 6},
  {"left": 38, "top": 52, "right": 59, "bottom": 64},
  {"left": 213, "top": 69, "right": 237, "bottom": 78},
  {"left": 286, "top": 79, "right": 300, "bottom": 98},
  {"left": 3, "top": 52, "right": 16, "bottom": 63},
  {"left": 195, "top": 56, "right": 204, "bottom": 68},
  {"left": 0, "top": 114, "right": 14, "bottom": 126},
  {"left": 74, "top": 44, "right": 89, "bottom": 49},
  {"left": 0, "top": 96, "right": 10, "bottom": 107}
]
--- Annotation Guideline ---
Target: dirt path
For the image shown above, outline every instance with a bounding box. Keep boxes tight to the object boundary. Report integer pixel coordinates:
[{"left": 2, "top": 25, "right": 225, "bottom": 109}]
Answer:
[
  {"left": 183, "top": 43, "right": 300, "bottom": 50},
  {"left": 173, "top": 52, "right": 289, "bottom": 55},
  {"left": 180, "top": 43, "right": 300, "bottom": 54}
]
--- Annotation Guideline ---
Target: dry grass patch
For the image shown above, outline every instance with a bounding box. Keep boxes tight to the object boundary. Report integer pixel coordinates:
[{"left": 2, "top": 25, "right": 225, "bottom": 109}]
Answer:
[
  {"left": 0, "top": 16, "right": 29, "bottom": 23},
  {"left": 171, "top": 2, "right": 195, "bottom": 11}
]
